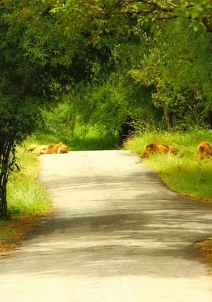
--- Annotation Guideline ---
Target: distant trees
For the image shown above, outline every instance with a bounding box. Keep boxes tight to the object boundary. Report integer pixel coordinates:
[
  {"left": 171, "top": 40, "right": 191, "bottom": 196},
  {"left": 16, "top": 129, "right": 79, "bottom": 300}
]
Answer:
[
  {"left": 48, "top": 0, "right": 212, "bottom": 131},
  {"left": 130, "top": 18, "right": 212, "bottom": 130}
]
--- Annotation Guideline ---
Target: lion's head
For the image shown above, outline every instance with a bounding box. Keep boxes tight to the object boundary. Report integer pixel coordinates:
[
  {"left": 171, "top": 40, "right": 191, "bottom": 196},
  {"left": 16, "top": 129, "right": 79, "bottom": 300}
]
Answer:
[{"left": 57, "top": 143, "right": 68, "bottom": 154}]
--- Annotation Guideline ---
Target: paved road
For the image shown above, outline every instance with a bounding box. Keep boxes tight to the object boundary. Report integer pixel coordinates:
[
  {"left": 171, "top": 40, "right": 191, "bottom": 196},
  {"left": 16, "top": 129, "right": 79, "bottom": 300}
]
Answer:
[{"left": 0, "top": 150, "right": 212, "bottom": 301}]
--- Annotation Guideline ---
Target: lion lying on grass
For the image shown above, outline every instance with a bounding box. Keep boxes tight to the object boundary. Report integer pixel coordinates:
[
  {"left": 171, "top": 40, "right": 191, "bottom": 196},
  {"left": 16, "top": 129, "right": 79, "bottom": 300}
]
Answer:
[
  {"left": 197, "top": 141, "right": 212, "bottom": 159},
  {"left": 26, "top": 144, "right": 48, "bottom": 154},
  {"left": 27, "top": 142, "right": 68, "bottom": 154},
  {"left": 140, "top": 143, "right": 178, "bottom": 159}
]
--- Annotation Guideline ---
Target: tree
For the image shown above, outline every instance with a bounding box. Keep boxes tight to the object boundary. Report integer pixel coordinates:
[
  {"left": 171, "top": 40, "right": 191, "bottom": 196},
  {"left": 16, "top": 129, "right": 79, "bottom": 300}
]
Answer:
[
  {"left": 0, "top": 0, "right": 119, "bottom": 217},
  {"left": 49, "top": 0, "right": 212, "bottom": 37},
  {"left": 0, "top": 0, "right": 75, "bottom": 217},
  {"left": 45, "top": 0, "right": 212, "bottom": 131},
  {"left": 130, "top": 17, "right": 212, "bottom": 130}
]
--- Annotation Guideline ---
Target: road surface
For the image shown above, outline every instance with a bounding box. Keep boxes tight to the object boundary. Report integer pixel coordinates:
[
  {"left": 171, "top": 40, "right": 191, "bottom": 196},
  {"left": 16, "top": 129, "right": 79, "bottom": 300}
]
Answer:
[{"left": 0, "top": 150, "right": 212, "bottom": 301}]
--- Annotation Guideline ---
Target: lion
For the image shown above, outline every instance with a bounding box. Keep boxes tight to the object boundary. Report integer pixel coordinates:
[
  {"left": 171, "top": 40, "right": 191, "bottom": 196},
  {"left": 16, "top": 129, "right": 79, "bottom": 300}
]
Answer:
[
  {"left": 197, "top": 141, "right": 212, "bottom": 159},
  {"left": 44, "top": 142, "right": 68, "bottom": 154},
  {"left": 27, "top": 142, "right": 68, "bottom": 154},
  {"left": 140, "top": 143, "right": 178, "bottom": 159},
  {"left": 26, "top": 144, "right": 40, "bottom": 152},
  {"left": 26, "top": 144, "right": 48, "bottom": 154}
]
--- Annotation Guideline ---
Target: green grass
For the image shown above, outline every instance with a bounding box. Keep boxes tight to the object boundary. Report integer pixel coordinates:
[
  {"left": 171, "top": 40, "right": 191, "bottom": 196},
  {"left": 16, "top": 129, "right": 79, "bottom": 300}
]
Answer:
[
  {"left": 124, "top": 129, "right": 212, "bottom": 201},
  {"left": 0, "top": 220, "right": 15, "bottom": 240},
  {"left": 7, "top": 146, "right": 52, "bottom": 218},
  {"left": 0, "top": 221, "right": 15, "bottom": 241},
  {"left": 0, "top": 227, "right": 16, "bottom": 240},
  {"left": 27, "top": 126, "right": 120, "bottom": 151}
]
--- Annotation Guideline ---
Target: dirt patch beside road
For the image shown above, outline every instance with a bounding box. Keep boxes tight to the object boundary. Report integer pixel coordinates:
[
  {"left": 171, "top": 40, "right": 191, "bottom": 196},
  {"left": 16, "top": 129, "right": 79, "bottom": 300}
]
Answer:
[
  {"left": 176, "top": 194, "right": 212, "bottom": 266},
  {"left": 0, "top": 214, "right": 47, "bottom": 258},
  {"left": 195, "top": 239, "right": 212, "bottom": 264}
]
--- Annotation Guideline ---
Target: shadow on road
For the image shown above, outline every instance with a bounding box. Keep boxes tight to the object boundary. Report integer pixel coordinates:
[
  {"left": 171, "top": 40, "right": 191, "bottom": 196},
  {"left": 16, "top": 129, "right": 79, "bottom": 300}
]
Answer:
[{"left": 1, "top": 151, "right": 212, "bottom": 280}]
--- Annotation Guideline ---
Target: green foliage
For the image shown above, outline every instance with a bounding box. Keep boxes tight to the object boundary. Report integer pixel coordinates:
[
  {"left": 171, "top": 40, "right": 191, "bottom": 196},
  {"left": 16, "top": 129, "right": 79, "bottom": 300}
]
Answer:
[
  {"left": 47, "top": 0, "right": 212, "bottom": 36},
  {"left": 175, "top": 0, "right": 212, "bottom": 24},
  {"left": 0, "top": 226, "right": 15, "bottom": 240},
  {"left": 0, "top": 0, "right": 74, "bottom": 216},
  {"left": 44, "top": 1, "right": 212, "bottom": 133},
  {"left": 37, "top": 70, "right": 162, "bottom": 144},
  {"left": 29, "top": 124, "right": 119, "bottom": 151},
  {"left": 68, "top": 127, "right": 119, "bottom": 150},
  {"left": 130, "top": 18, "right": 212, "bottom": 130}
]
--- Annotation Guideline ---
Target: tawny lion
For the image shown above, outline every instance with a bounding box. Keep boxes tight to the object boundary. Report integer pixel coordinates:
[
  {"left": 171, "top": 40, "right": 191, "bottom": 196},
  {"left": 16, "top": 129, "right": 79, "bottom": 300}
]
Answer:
[
  {"left": 44, "top": 142, "right": 68, "bottom": 154},
  {"left": 27, "top": 142, "right": 68, "bottom": 154},
  {"left": 26, "top": 144, "right": 48, "bottom": 154},
  {"left": 140, "top": 143, "right": 178, "bottom": 159},
  {"left": 197, "top": 141, "right": 212, "bottom": 159}
]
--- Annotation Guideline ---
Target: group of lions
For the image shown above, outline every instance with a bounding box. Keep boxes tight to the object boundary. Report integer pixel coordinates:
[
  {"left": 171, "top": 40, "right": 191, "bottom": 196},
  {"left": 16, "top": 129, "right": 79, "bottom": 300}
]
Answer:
[
  {"left": 27, "top": 140, "right": 212, "bottom": 159},
  {"left": 140, "top": 141, "right": 212, "bottom": 160},
  {"left": 27, "top": 142, "right": 68, "bottom": 154}
]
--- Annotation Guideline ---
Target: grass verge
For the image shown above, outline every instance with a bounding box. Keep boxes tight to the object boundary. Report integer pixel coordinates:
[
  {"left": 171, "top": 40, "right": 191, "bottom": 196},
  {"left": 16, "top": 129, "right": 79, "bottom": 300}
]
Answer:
[
  {"left": 124, "top": 129, "right": 212, "bottom": 202},
  {"left": 0, "top": 145, "right": 52, "bottom": 257},
  {"left": 7, "top": 145, "right": 51, "bottom": 217}
]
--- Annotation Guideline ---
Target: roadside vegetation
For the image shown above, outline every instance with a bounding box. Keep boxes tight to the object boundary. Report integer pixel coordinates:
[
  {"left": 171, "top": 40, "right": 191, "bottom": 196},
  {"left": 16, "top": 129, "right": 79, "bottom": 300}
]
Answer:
[
  {"left": 124, "top": 129, "right": 212, "bottom": 202},
  {"left": 27, "top": 125, "right": 212, "bottom": 203},
  {"left": 7, "top": 146, "right": 51, "bottom": 217},
  {"left": 0, "top": 147, "right": 51, "bottom": 244},
  {"left": 28, "top": 126, "right": 119, "bottom": 152}
]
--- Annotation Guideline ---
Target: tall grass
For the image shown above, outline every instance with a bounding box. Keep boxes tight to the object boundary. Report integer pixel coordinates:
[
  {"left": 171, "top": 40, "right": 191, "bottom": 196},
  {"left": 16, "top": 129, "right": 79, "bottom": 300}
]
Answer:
[
  {"left": 124, "top": 129, "right": 212, "bottom": 201},
  {"left": 28, "top": 125, "right": 120, "bottom": 151},
  {"left": 7, "top": 146, "right": 51, "bottom": 218}
]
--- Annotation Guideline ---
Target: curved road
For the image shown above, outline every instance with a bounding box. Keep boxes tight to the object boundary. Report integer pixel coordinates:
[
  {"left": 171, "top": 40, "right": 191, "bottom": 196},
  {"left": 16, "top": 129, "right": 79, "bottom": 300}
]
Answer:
[{"left": 0, "top": 150, "right": 212, "bottom": 301}]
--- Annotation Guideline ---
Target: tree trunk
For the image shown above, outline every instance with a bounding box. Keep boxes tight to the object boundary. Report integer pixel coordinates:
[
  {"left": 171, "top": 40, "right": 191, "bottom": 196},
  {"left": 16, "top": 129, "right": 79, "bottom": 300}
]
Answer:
[
  {"left": 162, "top": 102, "right": 172, "bottom": 131},
  {"left": 156, "top": 88, "right": 172, "bottom": 131},
  {"left": 0, "top": 138, "right": 13, "bottom": 218},
  {"left": 0, "top": 185, "right": 7, "bottom": 219},
  {"left": 208, "top": 110, "right": 212, "bottom": 129}
]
